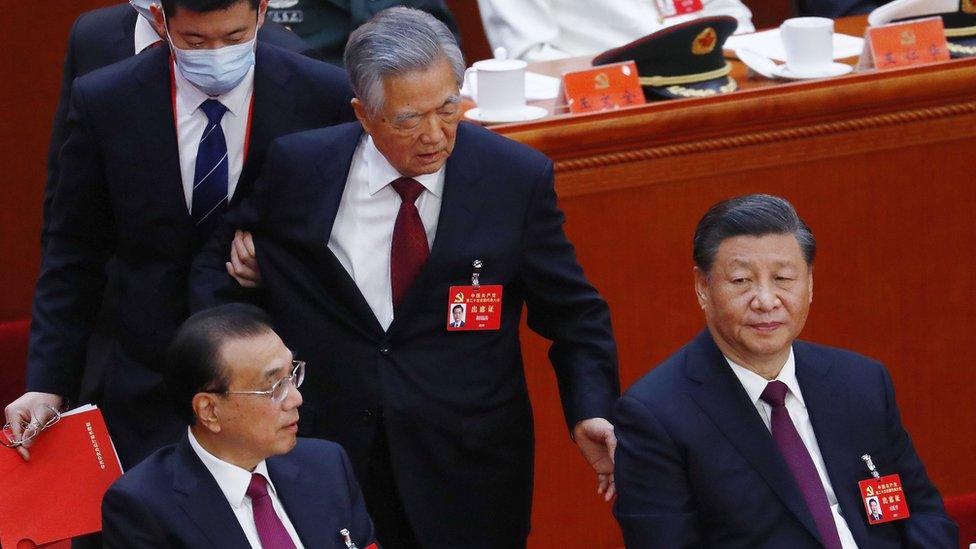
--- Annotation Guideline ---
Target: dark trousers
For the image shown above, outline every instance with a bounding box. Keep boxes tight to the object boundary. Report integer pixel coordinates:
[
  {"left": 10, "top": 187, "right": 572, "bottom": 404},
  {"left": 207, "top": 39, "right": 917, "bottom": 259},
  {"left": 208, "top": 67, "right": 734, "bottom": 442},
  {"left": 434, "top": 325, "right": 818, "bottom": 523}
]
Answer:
[{"left": 361, "top": 421, "right": 421, "bottom": 549}]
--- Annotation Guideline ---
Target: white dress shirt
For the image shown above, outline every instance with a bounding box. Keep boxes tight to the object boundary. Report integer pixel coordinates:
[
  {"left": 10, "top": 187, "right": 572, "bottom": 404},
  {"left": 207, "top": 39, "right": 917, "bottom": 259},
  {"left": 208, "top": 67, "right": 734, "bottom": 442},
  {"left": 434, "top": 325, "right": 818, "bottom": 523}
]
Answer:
[
  {"left": 327, "top": 135, "right": 445, "bottom": 330},
  {"left": 726, "top": 349, "right": 859, "bottom": 549},
  {"left": 133, "top": 14, "right": 162, "bottom": 55},
  {"left": 187, "top": 428, "right": 304, "bottom": 548},
  {"left": 477, "top": 0, "right": 755, "bottom": 62},
  {"left": 173, "top": 61, "right": 254, "bottom": 212}
]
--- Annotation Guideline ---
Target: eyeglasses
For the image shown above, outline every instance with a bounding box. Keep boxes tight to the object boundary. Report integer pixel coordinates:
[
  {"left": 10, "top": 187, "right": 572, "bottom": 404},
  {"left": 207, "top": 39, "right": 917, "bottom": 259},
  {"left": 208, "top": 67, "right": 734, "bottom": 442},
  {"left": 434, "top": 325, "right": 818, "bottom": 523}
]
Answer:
[
  {"left": 216, "top": 360, "right": 305, "bottom": 404},
  {"left": 2, "top": 404, "right": 62, "bottom": 448}
]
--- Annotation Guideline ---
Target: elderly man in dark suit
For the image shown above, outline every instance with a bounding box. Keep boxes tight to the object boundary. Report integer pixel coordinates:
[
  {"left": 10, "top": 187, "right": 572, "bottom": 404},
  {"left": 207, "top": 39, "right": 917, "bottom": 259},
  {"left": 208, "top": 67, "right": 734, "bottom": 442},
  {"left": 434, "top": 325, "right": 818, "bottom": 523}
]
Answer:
[
  {"left": 613, "top": 194, "right": 957, "bottom": 548},
  {"left": 102, "top": 303, "right": 376, "bottom": 548},
  {"left": 4, "top": 0, "right": 353, "bottom": 469},
  {"left": 191, "top": 7, "right": 619, "bottom": 548}
]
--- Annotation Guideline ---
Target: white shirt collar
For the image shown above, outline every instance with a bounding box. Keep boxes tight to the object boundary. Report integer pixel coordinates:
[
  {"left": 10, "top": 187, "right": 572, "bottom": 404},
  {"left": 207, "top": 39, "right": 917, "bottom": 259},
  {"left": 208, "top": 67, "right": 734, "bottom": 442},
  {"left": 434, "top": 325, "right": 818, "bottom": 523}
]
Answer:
[
  {"left": 364, "top": 135, "right": 445, "bottom": 198},
  {"left": 133, "top": 13, "right": 162, "bottom": 55},
  {"left": 725, "top": 347, "right": 805, "bottom": 407},
  {"left": 186, "top": 427, "right": 277, "bottom": 509},
  {"left": 173, "top": 61, "right": 255, "bottom": 119}
]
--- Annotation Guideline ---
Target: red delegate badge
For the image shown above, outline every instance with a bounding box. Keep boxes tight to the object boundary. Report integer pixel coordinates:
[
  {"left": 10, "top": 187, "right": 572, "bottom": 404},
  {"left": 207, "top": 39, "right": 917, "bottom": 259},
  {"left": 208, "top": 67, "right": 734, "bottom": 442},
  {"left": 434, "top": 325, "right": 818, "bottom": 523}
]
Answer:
[
  {"left": 655, "top": 0, "right": 704, "bottom": 17},
  {"left": 446, "top": 285, "right": 502, "bottom": 331},
  {"left": 858, "top": 474, "right": 910, "bottom": 525}
]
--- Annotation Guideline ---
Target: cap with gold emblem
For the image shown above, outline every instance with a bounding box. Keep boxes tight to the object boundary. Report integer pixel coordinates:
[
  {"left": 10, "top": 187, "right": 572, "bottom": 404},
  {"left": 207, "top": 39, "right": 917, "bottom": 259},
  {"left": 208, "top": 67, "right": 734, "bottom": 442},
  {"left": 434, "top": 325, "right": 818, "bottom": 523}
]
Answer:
[
  {"left": 592, "top": 16, "right": 739, "bottom": 100},
  {"left": 885, "top": 0, "right": 976, "bottom": 56},
  {"left": 941, "top": 0, "right": 976, "bottom": 56}
]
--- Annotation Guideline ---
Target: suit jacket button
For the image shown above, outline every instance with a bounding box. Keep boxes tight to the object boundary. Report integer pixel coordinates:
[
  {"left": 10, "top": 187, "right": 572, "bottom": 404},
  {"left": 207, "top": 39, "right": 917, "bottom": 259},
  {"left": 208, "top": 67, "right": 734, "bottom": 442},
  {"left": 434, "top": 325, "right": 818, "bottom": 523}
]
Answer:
[
  {"left": 361, "top": 409, "right": 374, "bottom": 421},
  {"left": 379, "top": 346, "right": 390, "bottom": 355}
]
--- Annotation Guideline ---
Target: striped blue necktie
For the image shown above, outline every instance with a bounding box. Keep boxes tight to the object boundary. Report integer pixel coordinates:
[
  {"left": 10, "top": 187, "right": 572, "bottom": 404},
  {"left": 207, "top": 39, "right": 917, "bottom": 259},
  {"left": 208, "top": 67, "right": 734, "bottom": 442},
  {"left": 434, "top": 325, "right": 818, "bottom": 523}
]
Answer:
[{"left": 191, "top": 99, "right": 229, "bottom": 238}]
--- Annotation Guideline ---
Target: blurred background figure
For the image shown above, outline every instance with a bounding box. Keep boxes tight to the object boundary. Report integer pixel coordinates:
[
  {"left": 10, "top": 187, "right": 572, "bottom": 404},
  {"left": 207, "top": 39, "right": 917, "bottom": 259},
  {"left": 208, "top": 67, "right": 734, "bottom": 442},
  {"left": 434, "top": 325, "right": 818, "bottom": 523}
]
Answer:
[
  {"left": 476, "top": 0, "right": 754, "bottom": 62},
  {"left": 266, "top": 0, "right": 461, "bottom": 64}
]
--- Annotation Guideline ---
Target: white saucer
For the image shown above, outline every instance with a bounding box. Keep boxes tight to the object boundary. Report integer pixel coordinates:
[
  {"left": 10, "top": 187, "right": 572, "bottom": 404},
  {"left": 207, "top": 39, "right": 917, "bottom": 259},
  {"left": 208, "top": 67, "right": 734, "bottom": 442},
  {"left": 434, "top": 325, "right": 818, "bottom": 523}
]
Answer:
[
  {"left": 771, "top": 62, "right": 854, "bottom": 80},
  {"left": 464, "top": 105, "right": 548, "bottom": 124}
]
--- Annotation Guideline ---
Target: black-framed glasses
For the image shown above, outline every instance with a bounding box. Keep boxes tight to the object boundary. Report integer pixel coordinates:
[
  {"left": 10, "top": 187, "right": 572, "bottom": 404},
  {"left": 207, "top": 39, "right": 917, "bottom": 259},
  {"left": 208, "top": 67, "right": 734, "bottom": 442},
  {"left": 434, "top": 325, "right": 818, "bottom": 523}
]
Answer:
[
  {"left": 217, "top": 360, "right": 305, "bottom": 404},
  {"left": 2, "top": 404, "right": 62, "bottom": 448}
]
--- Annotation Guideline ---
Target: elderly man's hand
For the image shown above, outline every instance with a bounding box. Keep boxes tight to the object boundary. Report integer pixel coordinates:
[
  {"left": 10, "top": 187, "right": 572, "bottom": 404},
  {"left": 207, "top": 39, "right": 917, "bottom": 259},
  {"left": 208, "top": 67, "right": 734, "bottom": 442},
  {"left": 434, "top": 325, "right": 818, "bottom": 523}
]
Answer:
[
  {"left": 225, "top": 230, "right": 263, "bottom": 288},
  {"left": 573, "top": 417, "right": 617, "bottom": 501},
  {"left": 3, "top": 392, "right": 64, "bottom": 461}
]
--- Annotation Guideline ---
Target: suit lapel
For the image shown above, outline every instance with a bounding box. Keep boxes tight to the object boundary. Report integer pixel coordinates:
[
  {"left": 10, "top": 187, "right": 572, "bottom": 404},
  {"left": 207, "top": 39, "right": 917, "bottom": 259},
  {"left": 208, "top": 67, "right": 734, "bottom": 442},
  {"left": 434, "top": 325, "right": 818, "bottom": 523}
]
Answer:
[
  {"left": 685, "top": 330, "right": 823, "bottom": 543},
  {"left": 132, "top": 48, "right": 189, "bottom": 225},
  {"left": 268, "top": 454, "right": 334, "bottom": 546},
  {"left": 303, "top": 124, "right": 385, "bottom": 339},
  {"left": 173, "top": 437, "right": 252, "bottom": 548},
  {"left": 388, "top": 123, "right": 487, "bottom": 333},
  {"left": 794, "top": 345, "right": 871, "bottom": 545},
  {"left": 234, "top": 44, "right": 297, "bottom": 204}
]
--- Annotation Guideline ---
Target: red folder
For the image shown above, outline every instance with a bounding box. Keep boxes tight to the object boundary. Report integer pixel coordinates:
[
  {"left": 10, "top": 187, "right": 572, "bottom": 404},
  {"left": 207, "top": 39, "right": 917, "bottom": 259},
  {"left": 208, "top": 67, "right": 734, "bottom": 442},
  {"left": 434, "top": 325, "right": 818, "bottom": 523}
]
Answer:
[{"left": 0, "top": 405, "right": 122, "bottom": 548}]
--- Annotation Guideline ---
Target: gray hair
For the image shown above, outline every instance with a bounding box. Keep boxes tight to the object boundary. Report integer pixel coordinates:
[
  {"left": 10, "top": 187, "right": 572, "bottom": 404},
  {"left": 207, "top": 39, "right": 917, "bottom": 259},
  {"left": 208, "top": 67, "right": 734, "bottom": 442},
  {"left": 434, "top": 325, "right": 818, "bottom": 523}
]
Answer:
[
  {"left": 344, "top": 7, "right": 465, "bottom": 117},
  {"left": 693, "top": 194, "right": 816, "bottom": 273}
]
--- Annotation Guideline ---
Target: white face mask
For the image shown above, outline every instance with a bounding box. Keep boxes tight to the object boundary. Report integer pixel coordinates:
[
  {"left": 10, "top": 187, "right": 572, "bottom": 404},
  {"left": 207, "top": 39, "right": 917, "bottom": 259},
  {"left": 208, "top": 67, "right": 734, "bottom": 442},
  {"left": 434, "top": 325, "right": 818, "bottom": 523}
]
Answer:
[
  {"left": 165, "top": 17, "right": 257, "bottom": 97},
  {"left": 129, "top": 0, "right": 156, "bottom": 21}
]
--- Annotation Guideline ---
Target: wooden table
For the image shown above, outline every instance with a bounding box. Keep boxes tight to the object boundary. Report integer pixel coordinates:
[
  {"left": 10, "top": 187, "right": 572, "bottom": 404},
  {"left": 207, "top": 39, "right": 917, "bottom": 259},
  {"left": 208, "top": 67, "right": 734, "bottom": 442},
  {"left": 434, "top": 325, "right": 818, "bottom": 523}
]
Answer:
[{"left": 502, "top": 16, "right": 976, "bottom": 549}]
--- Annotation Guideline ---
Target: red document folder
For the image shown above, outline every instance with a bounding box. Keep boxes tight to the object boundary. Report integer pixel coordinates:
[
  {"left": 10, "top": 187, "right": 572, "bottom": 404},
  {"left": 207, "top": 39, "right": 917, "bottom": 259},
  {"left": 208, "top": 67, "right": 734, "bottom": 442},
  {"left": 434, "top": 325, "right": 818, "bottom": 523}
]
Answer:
[{"left": 0, "top": 405, "right": 122, "bottom": 548}]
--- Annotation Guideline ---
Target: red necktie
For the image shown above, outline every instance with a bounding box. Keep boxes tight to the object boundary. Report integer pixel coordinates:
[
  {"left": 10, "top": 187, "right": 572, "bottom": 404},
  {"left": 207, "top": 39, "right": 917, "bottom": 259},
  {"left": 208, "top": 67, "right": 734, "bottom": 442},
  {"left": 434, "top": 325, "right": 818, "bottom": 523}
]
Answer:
[
  {"left": 390, "top": 177, "right": 429, "bottom": 308},
  {"left": 760, "top": 381, "right": 843, "bottom": 549},
  {"left": 246, "top": 473, "right": 296, "bottom": 549}
]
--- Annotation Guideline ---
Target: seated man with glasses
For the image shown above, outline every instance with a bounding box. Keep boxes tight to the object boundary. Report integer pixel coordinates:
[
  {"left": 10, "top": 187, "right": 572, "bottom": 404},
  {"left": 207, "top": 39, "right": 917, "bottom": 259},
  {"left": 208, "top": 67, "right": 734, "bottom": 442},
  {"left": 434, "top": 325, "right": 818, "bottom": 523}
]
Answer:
[{"left": 101, "top": 303, "right": 376, "bottom": 548}]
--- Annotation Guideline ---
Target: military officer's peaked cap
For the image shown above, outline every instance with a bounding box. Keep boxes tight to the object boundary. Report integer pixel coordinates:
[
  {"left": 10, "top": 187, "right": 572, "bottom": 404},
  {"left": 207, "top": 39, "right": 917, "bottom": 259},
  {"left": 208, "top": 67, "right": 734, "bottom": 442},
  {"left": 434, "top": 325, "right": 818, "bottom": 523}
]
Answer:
[{"left": 592, "top": 16, "right": 739, "bottom": 100}]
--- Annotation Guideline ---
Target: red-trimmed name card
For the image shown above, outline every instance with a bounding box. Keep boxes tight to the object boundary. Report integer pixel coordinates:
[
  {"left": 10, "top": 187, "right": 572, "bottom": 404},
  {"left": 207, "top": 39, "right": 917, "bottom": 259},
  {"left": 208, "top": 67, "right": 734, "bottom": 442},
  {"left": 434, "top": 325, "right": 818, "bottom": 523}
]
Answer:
[
  {"left": 859, "top": 17, "right": 950, "bottom": 70},
  {"left": 562, "top": 61, "right": 646, "bottom": 114}
]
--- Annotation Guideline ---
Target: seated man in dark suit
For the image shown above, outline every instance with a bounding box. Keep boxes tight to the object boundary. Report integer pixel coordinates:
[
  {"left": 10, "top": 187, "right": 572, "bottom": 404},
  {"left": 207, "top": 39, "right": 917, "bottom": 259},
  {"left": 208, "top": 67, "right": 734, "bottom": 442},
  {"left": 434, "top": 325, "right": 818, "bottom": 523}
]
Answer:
[
  {"left": 102, "top": 303, "right": 376, "bottom": 548},
  {"left": 613, "top": 194, "right": 957, "bottom": 548}
]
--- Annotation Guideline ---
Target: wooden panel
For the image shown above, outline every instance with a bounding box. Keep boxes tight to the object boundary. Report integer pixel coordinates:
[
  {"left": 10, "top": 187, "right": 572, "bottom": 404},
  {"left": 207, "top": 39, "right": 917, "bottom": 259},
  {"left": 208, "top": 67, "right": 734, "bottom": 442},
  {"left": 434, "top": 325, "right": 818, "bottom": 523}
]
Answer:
[
  {"left": 743, "top": 0, "right": 796, "bottom": 29},
  {"left": 496, "top": 23, "right": 976, "bottom": 549},
  {"left": 444, "top": 0, "right": 493, "bottom": 63}
]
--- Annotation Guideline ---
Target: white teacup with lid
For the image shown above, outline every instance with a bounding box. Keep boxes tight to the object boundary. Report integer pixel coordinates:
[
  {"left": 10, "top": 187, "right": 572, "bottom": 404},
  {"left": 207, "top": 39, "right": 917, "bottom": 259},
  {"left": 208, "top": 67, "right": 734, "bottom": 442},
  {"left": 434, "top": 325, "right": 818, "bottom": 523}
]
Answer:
[
  {"left": 464, "top": 47, "right": 529, "bottom": 121},
  {"left": 780, "top": 17, "right": 835, "bottom": 72}
]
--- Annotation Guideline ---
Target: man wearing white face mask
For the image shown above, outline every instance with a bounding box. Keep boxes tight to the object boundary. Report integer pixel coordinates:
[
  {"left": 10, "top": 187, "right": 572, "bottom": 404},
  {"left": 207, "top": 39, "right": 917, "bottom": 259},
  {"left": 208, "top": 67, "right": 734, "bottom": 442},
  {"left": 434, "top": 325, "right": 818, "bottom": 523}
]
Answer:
[
  {"left": 6, "top": 0, "right": 355, "bottom": 470},
  {"left": 43, "top": 1, "right": 314, "bottom": 251},
  {"left": 37, "top": 2, "right": 319, "bottom": 426}
]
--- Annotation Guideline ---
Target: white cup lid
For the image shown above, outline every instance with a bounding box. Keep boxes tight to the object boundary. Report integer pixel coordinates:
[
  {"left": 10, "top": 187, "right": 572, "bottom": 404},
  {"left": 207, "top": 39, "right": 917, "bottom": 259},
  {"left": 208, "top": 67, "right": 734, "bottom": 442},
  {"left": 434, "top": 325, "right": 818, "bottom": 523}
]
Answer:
[{"left": 472, "top": 58, "right": 528, "bottom": 71}]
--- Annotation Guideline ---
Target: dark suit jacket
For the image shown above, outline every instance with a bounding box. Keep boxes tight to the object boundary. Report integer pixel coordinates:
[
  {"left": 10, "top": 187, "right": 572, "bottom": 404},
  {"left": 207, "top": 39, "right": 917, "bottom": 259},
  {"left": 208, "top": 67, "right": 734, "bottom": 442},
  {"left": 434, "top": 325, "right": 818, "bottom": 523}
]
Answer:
[
  {"left": 102, "top": 435, "right": 375, "bottom": 548},
  {"left": 190, "top": 122, "right": 619, "bottom": 547},
  {"left": 266, "top": 0, "right": 461, "bottom": 65},
  {"left": 798, "top": 0, "right": 886, "bottom": 18},
  {"left": 613, "top": 330, "right": 957, "bottom": 548},
  {"left": 27, "top": 43, "right": 353, "bottom": 468}
]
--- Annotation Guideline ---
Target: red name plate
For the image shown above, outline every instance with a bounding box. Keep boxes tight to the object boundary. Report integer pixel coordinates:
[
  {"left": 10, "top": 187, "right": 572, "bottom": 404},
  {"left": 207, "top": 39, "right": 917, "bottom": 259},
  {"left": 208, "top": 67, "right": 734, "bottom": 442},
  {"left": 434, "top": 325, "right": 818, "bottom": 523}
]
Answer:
[
  {"left": 563, "top": 61, "right": 646, "bottom": 114},
  {"left": 864, "top": 17, "right": 950, "bottom": 70}
]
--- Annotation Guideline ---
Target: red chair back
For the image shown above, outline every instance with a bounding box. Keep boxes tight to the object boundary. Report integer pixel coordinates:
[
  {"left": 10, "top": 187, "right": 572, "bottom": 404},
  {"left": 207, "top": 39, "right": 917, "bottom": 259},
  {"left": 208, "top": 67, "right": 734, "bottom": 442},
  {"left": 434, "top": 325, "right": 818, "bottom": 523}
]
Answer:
[{"left": 947, "top": 493, "right": 976, "bottom": 549}]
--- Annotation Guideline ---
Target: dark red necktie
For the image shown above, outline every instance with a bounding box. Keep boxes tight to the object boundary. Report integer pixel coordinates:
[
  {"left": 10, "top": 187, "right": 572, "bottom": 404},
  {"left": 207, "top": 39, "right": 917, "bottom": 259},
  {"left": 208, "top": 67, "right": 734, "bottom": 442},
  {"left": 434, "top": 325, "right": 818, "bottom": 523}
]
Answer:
[
  {"left": 760, "top": 381, "right": 843, "bottom": 549},
  {"left": 246, "top": 473, "right": 296, "bottom": 549},
  {"left": 390, "top": 177, "right": 429, "bottom": 308}
]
